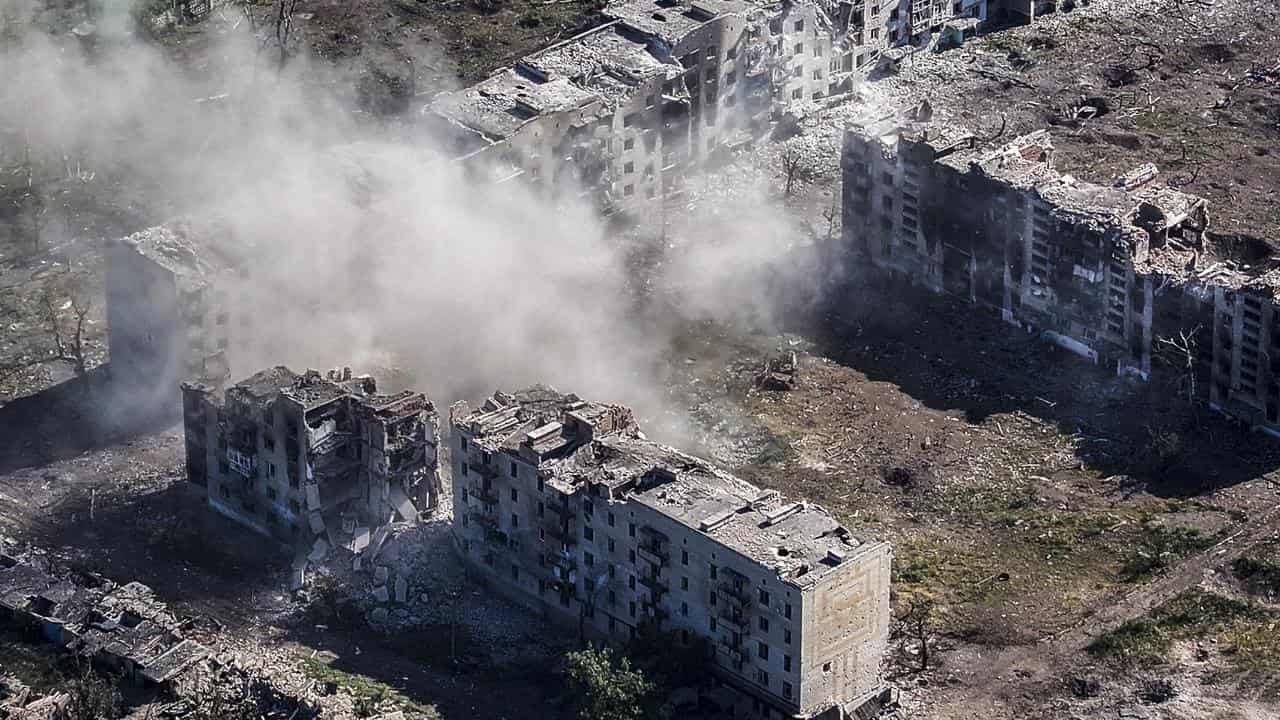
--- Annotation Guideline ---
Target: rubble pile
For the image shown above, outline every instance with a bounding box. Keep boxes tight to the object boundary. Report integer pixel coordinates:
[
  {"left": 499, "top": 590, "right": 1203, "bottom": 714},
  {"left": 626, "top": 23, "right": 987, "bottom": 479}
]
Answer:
[
  {"left": 755, "top": 349, "right": 800, "bottom": 391},
  {"left": 0, "top": 679, "right": 70, "bottom": 720},
  {"left": 0, "top": 548, "right": 412, "bottom": 720}
]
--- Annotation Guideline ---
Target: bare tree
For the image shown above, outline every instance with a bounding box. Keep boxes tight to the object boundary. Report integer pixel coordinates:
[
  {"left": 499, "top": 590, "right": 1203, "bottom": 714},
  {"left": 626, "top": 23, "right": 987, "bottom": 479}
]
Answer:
[
  {"left": 891, "top": 595, "right": 939, "bottom": 674},
  {"left": 779, "top": 146, "right": 810, "bottom": 197},
  {"left": 1155, "top": 325, "right": 1202, "bottom": 404},
  {"left": 822, "top": 193, "right": 840, "bottom": 242},
  {"left": 273, "top": 0, "right": 300, "bottom": 70},
  {"left": 40, "top": 273, "right": 94, "bottom": 381}
]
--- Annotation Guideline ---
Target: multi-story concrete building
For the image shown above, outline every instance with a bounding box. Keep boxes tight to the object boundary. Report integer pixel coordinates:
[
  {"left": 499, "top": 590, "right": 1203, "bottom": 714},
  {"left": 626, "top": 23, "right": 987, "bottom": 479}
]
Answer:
[
  {"left": 450, "top": 386, "right": 892, "bottom": 719},
  {"left": 425, "top": 0, "right": 1056, "bottom": 214},
  {"left": 182, "top": 366, "right": 441, "bottom": 544},
  {"left": 106, "top": 221, "right": 242, "bottom": 400},
  {"left": 842, "top": 118, "right": 1280, "bottom": 435},
  {"left": 426, "top": 0, "right": 879, "bottom": 213}
]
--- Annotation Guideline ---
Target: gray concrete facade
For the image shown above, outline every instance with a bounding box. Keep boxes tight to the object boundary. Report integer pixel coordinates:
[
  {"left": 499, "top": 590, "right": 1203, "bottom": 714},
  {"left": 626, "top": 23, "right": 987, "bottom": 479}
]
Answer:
[{"left": 449, "top": 386, "right": 891, "bottom": 719}]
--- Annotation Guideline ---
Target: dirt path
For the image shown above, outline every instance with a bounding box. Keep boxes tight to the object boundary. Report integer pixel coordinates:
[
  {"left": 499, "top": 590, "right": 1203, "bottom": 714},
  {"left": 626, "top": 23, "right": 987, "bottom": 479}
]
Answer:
[{"left": 935, "top": 497, "right": 1280, "bottom": 714}]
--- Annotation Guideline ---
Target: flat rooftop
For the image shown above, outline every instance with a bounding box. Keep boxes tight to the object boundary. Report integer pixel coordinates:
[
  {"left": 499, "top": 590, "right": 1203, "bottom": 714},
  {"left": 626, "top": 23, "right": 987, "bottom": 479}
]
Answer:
[
  {"left": 523, "top": 23, "right": 681, "bottom": 108},
  {"left": 429, "top": 68, "right": 600, "bottom": 142},
  {"left": 457, "top": 388, "right": 880, "bottom": 586},
  {"left": 604, "top": 0, "right": 754, "bottom": 46}
]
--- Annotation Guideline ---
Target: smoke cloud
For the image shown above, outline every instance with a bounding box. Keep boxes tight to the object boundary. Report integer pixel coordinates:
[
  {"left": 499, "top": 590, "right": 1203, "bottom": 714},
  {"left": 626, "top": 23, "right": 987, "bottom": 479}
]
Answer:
[{"left": 1, "top": 0, "right": 826, "bottom": 445}]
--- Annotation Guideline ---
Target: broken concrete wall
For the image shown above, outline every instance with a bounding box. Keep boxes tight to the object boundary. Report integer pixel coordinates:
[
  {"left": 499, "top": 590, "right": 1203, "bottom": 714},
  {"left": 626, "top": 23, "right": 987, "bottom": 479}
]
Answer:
[{"left": 184, "top": 367, "right": 440, "bottom": 548}]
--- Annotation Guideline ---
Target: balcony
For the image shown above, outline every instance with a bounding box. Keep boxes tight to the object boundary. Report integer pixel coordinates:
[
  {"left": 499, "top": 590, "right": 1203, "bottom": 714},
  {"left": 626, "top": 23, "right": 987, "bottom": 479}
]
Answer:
[
  {"left": 719, "top": 606, "right": 750, "bottom": 632},
  {"left": 226, "top": 448, "right": 256, "bottom": 478},
  {"left": 636, "top": 543, "right": 669, "bottom": 567},
  {"left": 468, "top": 461, "right": 498, "bottom": 480},
  {"left": 638, "top": 574, "right": 669, "bottom": 595},
  {"left": 719, "top": 580, "right": 752, "bottom": 607},
  {"left": 470, "top": 483, "right": 498, "bottom": 504},
  {"left": 470, "top": 508, "right": 498, "bottom": 530},
  {"left": 640, "top": 602, "right": 669, "bottom": 622},
  {"left": 548, "top": 553, "right": 577, "bottom": 585},
  {"left": 717, "top": 635, "right": 743, "bottom": 664},
  {"left": 547, "top": 502, "right": 575, "bottom": 519},
  {"left": 546, "top": 521, "right": 579, "bottom": 547},
  {"left": 483, "top": 527, "right": 509, "bottom": 548}
]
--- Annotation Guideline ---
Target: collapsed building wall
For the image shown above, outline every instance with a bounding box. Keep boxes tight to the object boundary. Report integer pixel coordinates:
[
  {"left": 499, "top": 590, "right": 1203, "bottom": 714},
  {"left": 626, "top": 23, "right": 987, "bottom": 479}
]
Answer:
[
  {"left": 182, "top": 366, "right": 441, "bottom": 547},
  {"left": 449, "top": 386, "right": 891, "bottom": 720},
  {"left": 841, "top": 119, "right": 1280, "bottom": 434}
]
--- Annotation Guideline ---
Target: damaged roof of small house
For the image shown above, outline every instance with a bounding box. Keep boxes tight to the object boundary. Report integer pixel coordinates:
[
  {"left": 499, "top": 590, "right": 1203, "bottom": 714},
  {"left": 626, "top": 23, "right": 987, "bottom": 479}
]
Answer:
[
  {"left": 456, "top": 387, "right": 881, "bottom": 586},
  {"left": 0, "top": 552, "right": 211, "bottom": 685}
]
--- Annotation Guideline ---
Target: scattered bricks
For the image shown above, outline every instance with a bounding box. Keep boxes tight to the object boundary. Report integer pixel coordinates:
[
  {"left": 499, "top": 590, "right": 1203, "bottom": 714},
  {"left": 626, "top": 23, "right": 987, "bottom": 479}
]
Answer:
[
  {"left": 374, "top": 565, "right": 389, "bottom": 584},
  {"left": 394, "top": 575, "right": 408, "bottom": 604},
  {"left": 372, "top": 584, "right": 389, "bottom": 603}
]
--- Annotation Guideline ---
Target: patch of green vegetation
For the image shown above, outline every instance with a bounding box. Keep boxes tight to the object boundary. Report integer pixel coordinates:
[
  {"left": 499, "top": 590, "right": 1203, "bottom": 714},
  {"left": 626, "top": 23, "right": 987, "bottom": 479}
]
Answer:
[
  {"left": 298, "top": 655, "right": 439, "bottom": 719},
  {"left": 890, "top": 537, "right": 998, "bottom": 607},
  {"left": 1232, "top": 554, "right": 1280, "bottom": 600},
  {"left": 1134, "top": 111, "right": 1186, "bottom": 132},
  {"left": 752, "top": 433, "right": 794, "bottom": 466},
  {"left": 1089, "top": 589, "right": 1280, "bottom": 670},
  {"left": 1152, "top": 589, "right": 1265, "bottom": 631},
  {"left": 1119, "top": 522, "right": 1217, "bottom": 582},
  {"left": 1086, "top": 619, "right": 1172, "bottom": 664},
  {"left": 1221, "top": 623, "right": 1280, "bottom": 671}
]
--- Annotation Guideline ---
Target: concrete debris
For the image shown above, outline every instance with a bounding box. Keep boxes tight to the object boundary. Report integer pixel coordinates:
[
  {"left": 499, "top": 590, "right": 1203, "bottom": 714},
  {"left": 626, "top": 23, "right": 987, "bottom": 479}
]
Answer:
[
  {"left": 0, "top": 550, "right": 318, "bottom": 717},
  {"left": 755, "top": 349, "right": 800, "bottom": 390},
  {"left": 308, "top": 538, "right": 330, "bottom": 564}
]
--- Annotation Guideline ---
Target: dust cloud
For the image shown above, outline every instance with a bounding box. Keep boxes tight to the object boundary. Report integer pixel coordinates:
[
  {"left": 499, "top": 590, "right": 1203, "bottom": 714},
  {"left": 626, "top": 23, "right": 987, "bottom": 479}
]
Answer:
[{"left": 0, "top": 0, "right": 825, "bottom": 441}]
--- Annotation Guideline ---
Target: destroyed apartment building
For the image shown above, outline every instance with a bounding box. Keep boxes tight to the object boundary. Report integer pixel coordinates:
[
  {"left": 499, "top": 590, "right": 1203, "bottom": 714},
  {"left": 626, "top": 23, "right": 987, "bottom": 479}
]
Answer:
[
  {"left": 842, "top": 117, "right": 1280, "bottom": 435},
  {"left": 450, "top": 386, "right": 892, "bottom": 720},
  {"left": 181, "top": 366, "right": 441, "bottom": 545},
  {"left": 425, "top": 0, "right": 1037, "bottom": 214},
  {"left": 107, "top": 220, "right": 244, "bottom": 402}
]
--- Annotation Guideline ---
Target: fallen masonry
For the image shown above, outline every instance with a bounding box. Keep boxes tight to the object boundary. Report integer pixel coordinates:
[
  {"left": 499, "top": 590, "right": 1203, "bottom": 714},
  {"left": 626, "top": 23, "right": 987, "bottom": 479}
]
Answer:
[
  {"left": 450, "top": 385, "right": 892, "bottom": 720},
  {"left": 0, "top": 550, "right": 314, "bottom": 718},
  {"left": 181, "top": 367, "right": 441, "bottom": 564},
  {"left": 842, "top": 114, "right": 1280, "bottom": 435}
]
